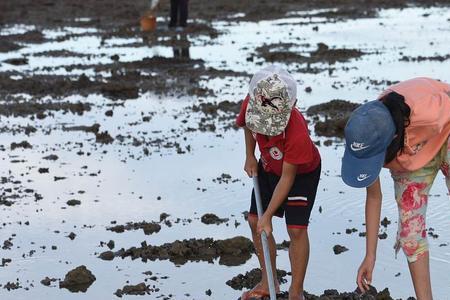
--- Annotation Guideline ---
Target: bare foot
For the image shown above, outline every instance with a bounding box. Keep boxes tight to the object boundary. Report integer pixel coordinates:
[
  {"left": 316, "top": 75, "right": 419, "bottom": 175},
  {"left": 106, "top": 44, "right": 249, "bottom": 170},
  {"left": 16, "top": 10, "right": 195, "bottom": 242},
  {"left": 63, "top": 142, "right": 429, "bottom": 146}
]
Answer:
[
  {"left": 288, "top": 288, "right": 304, "bottom": 300},
  {"left": 240, "top": 282, "right": 280, "bottom": 300}
]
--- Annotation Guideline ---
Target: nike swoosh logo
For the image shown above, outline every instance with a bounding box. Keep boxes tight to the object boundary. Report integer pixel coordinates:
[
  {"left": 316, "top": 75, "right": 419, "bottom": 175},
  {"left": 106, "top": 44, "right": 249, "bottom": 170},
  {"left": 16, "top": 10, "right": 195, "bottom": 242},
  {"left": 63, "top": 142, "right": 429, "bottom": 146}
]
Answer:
[
  {"left": 351, "top": 143, "right": 370, "bottom": 151},
  {"left": 357, "top": 174, "right": 371, "bottom": 181}
]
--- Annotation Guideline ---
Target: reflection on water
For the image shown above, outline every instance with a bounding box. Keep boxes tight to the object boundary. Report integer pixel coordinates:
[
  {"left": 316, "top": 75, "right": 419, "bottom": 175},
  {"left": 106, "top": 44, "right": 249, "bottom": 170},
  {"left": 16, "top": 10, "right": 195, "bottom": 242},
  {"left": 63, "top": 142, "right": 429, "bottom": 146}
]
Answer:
[{"left": 172, "top": 33, "right": 190, "bottom": 59}]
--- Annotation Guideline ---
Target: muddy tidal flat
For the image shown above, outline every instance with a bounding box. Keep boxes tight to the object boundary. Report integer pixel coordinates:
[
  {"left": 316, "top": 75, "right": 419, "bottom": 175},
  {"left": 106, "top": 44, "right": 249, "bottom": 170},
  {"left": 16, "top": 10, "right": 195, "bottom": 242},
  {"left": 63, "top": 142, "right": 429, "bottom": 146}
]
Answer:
[{"left": 0, "top": 1, "right": 450, "bottom": 299}]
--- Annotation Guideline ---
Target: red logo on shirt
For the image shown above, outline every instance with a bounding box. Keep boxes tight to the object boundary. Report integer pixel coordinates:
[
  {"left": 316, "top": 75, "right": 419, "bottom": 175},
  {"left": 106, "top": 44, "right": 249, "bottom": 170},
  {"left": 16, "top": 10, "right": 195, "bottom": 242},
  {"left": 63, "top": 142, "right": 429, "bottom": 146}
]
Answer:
[{"left": 269, "top": 146, "right": 283, "bottom": 160}]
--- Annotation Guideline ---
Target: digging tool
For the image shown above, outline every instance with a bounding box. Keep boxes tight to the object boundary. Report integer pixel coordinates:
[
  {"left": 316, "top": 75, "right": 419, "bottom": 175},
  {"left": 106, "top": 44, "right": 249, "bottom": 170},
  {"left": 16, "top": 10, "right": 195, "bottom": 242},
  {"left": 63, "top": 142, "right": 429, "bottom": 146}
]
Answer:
[{"left": 253, "top": 176, "right": 277, "bottom": 300}]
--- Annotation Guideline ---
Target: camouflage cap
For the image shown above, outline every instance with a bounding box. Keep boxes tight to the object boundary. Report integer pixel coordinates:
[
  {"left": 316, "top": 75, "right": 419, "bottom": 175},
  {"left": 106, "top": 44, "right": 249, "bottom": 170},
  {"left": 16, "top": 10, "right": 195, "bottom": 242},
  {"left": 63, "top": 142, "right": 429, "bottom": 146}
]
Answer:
[{"left": 245, "top": 65, "right": 297, "bottom": 136}]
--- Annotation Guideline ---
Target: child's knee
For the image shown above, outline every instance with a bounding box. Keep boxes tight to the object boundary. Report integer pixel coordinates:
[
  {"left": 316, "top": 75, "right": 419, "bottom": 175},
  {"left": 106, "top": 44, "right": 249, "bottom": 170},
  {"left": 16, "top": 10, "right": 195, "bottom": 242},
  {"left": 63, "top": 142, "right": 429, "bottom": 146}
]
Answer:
[
  {"left": 248, "top": 214, "right": 258, "bottom": 232},
  {"left": 287, "top": 227, "right": 308, "bottom": 240},
  {"left": 399, "top": 237, "right": 428, "bottom": 263}
]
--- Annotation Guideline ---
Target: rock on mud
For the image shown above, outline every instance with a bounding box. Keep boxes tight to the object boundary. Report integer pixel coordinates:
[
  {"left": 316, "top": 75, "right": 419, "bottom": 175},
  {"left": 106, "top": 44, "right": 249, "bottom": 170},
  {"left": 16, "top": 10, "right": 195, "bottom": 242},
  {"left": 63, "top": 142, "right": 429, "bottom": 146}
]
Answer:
[
  {"left": 99, "top": 251, "right": 115, "bottom": 261},
  {"left": 226, "top": 268, "right": 288, "bottom": 290},
  {"left": 114, "top": 236, "right": 253, "bottom": 266},
  {"left": 272, "top": 285, "right": 393, "bottom": 300},
  {"left": 4, "top": 58, "right": 28, "bottom": 66},
  {"left": 192, "top": 100, "right": 242, "bottom": 116},
  {"left": 333, "top": 245, "right": 349, "bottom": 255},
  {"left": 3, "top": 281, "right": 21, "bottom": 291},
  {"left": 0, "top": 101, "right": 91, "bottom": 117},
  {"left": 66, "top": 199, "right": 81, "bottom": 206},
  {"left": 201, "top": 213, "right": 229, "bottom": 225},
  {"left": 59, "top": 265, "right": 96, "bottom": 293},
  {"left": 107, "top": 221, "right": 161, "bottom": 235},
  {"left": 95, "top": 131, "right": 114, "bottom": 144},
  {"left": 0, "top": 41, "right": 22, "bottom": 52},
  {"left": 43, "top": 154, "right": 59, "bottom": 160},
  {"left": 10, "top": 141, "right": 32, "bottom": 150},
  {"left": 114, "top": 282, "right": 152, "bottom": 297},
  {"left": 41, "top": 277, "right": 57, "bottom": 286}
]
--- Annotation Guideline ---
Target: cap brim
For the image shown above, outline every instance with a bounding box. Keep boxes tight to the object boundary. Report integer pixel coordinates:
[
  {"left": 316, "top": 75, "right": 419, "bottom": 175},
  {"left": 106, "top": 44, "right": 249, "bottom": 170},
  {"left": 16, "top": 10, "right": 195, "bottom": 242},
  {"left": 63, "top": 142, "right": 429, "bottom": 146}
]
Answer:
[
  {"left": 245, "top": 105, "right": 290, "bottom": 136},
  {"left": 341, "top": 147, "right": 385, "bottom": 188}
]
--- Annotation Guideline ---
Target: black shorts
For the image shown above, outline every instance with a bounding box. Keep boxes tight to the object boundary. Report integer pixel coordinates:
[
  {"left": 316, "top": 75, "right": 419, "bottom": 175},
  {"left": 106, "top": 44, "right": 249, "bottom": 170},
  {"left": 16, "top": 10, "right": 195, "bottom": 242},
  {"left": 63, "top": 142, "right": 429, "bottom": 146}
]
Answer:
[{"left": 249, "top": 161, "right": 321, "bottom": 228}]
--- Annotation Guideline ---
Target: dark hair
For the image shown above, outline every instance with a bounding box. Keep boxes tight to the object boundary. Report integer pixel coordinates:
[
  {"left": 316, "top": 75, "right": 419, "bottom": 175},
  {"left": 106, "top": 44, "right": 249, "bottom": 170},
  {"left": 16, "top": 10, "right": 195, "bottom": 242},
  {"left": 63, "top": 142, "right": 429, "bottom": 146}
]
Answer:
[{"left": 380, "top": 92, "right": 411, "bottom": 164}]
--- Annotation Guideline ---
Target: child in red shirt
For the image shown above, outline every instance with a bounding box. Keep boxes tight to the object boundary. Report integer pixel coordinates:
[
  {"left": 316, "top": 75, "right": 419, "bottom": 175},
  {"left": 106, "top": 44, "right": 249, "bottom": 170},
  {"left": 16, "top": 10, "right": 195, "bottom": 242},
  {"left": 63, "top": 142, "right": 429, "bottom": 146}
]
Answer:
[{"left": 236, "top": 65, "right": 321, "bottom": 300}]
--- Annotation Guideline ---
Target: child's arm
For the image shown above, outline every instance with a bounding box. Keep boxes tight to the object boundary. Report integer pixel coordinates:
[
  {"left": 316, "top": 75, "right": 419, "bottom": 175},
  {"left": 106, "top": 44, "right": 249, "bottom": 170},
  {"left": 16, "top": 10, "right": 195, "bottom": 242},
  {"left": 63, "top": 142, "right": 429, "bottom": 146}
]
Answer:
[
  {"left": 265, "top": 161, "right": 297, "bottom": 216},
  {"left": 257, "top": 161, "right": 297, "bottom": 235},
  {"left": 243, "top": 127, "right": 258, "bottom": 177},
  {"left": 357, "top": 178, "right": 382, "bottom": 292}
]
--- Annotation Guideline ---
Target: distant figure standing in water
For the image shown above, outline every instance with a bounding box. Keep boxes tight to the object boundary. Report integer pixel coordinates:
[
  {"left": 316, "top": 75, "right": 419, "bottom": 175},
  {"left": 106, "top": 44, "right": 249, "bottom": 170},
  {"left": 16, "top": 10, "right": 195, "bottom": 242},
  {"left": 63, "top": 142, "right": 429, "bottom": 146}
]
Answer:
[
  {"left": 169, "top": 0, "right": 189, "bottom": 29},
  {"left": 341, "top": 78, "right": 450, "bottom": 300}
]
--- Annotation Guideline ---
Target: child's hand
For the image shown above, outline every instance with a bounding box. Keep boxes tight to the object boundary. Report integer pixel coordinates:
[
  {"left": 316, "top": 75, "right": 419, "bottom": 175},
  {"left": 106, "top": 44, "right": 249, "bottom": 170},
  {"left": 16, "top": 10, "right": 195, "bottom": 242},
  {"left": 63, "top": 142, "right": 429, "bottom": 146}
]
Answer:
[
  {"left": 244, "top": 155, "right": 258, "bottom": 177},
  {"left": 257, "top": 214, "right": 273, "bottom": 236},
  {"left": 356, "top": 255, "right": 375, "bottom": 293}
]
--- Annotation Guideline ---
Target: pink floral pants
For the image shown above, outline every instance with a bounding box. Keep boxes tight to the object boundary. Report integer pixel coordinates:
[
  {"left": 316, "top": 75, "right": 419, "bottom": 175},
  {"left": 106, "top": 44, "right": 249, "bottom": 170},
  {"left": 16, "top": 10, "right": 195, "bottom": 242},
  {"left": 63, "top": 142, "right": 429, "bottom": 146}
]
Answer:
[{"left": 391, "top": 138, "right": 450, "bottom": 263}]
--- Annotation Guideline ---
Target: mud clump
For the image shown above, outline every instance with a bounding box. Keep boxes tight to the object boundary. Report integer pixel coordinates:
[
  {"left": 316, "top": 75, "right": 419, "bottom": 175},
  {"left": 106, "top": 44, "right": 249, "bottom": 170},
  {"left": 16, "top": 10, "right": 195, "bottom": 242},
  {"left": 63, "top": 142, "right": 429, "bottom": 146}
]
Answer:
[
  {"left": 192, "top": 100, "right": 242, "bottom": 116},
  {"left": 114, "top": 282, "right": 153, "bottom": 297},
  {"left": 306, "top": 100, "right": 360, "bottom": 138},
  {"left": 400, "top": 54, "right": 450, "bottom": 62},
  {"left": 99, "top": 251, "right": 115, "bottom": 261},
  {"left": 67, "top": 232, "right": 77, "bottom": 240},
  {"left": 107, "top": 221, "right": 161, "bottom": 235},
  {"left": 269, "top": 286, "right": 393, "bottom": 300},
  {"left": 63, "top": 123, "right": 114, "bottom": 144},
  {"left": 309, "top": 43, "right": 364, "bottom": 63},
  {"left": 66, "top": 199, "right": 81, "bottom": 206},
  {"left": 0, "top": 41, "right": 22, "bottom": 52},
  {"left": 41, "top": 277, "right": 57, "bottom": 286},
  {"left": 1, "top": 258, "right": 12, "bottom": 267},
  {"left": 3, "top": 281, "right": 22, "bottom": 291},
  {"left": 226, "top": 268, "right": 288, "bottom": 290},
  {"left": 333, "top": 245, "right": 349, "bottom": 255},
  {"left": 114, "top": 236, "right": 253, "bottom": 266},
  {"left": 95, "top": 131, "right": 114, "bottom": 144},
  {"left": 380, "top": 217, "right": 391, "bottom": 228},
  {"left": 0, "top": 200, "right": 14, "bottom": 207},
  {"left": 59, "top": 265, "right": 96, "bottom": 293},
  {"left": 63, "top": 123, "right": 100, "bottom": 134},
  {"left": 0, "top": 101, "right": 91, "bottom": 117},
  {"left": 256, "top": 43, "right": 364, "bottom": 65},
  {"left": 201, "top": 213, "right": 229, "bottom": 225},
  {"left": 4, "top": 58, "right": 28, "bottom": 66},
  {"left": 10, "top": 141, "right": 32, "bottom": 150},
  {"left": 100, "top": 82, "right": 139, "bottom": 99}
]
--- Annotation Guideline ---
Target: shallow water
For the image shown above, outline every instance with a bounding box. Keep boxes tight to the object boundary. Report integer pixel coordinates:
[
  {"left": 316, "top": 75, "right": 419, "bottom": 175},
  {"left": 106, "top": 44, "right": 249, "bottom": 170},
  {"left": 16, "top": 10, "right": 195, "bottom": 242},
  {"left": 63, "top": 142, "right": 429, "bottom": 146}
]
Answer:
[{"left": 0, "top": 6, "right": 449, "bottom": 300}]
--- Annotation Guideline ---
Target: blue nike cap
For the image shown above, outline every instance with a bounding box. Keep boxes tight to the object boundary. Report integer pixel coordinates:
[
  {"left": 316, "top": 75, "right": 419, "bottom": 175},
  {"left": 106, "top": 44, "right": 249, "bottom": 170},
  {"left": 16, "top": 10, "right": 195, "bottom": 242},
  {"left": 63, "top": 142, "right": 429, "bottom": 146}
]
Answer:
[{"left": 341, "top": 100, "right": 396, "bottom": 188}]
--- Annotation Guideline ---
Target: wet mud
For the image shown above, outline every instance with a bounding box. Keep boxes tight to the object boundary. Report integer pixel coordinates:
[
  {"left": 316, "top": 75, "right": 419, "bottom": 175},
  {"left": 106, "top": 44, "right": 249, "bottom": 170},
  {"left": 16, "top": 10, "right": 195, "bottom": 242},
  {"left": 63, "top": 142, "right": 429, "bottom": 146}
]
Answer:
[
  {"left": 201, "top": 213, "right": 229, "bottom": 225},
  {"left": 114, "top": 282, "right": 154, "bottom": 298},
  {"left": 107, "top": 221, "right": 162, "bottom": 235},
  {"left": 227, "top": 268, "right": 288, "bottom": 290},
  {"left": 306, "top": 100, "right": 360, "bottom": 138},
  {"left": 111, "top": 236, "right": 254, "bottom": 266},
  {"left": 59, "top": 265, "right": 96, "bottom": 293},
  {"left": 256, "top": 43, "right": 365, "bottom": 65}
]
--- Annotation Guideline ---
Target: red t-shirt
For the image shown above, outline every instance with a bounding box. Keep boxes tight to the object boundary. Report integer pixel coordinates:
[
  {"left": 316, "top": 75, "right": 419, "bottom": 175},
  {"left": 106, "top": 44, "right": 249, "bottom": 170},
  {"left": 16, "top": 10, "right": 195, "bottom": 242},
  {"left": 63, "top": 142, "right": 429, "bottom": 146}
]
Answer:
[{"left": 236, "top": 95, "right": 321, "bottom": 176}]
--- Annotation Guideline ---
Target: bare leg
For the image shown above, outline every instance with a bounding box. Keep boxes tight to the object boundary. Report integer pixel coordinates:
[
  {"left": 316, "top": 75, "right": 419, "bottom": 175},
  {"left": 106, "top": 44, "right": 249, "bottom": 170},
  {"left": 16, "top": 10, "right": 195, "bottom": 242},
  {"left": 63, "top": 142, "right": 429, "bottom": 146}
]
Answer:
[
  {"left": 287, "top": 228, "right": 309, "bottom": 300},
  {"left": 409, "top": 252, "right": 433, "bottom": 300},
  {"left": 248, "top": 216, "right": 279, "bottom": 293}
]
